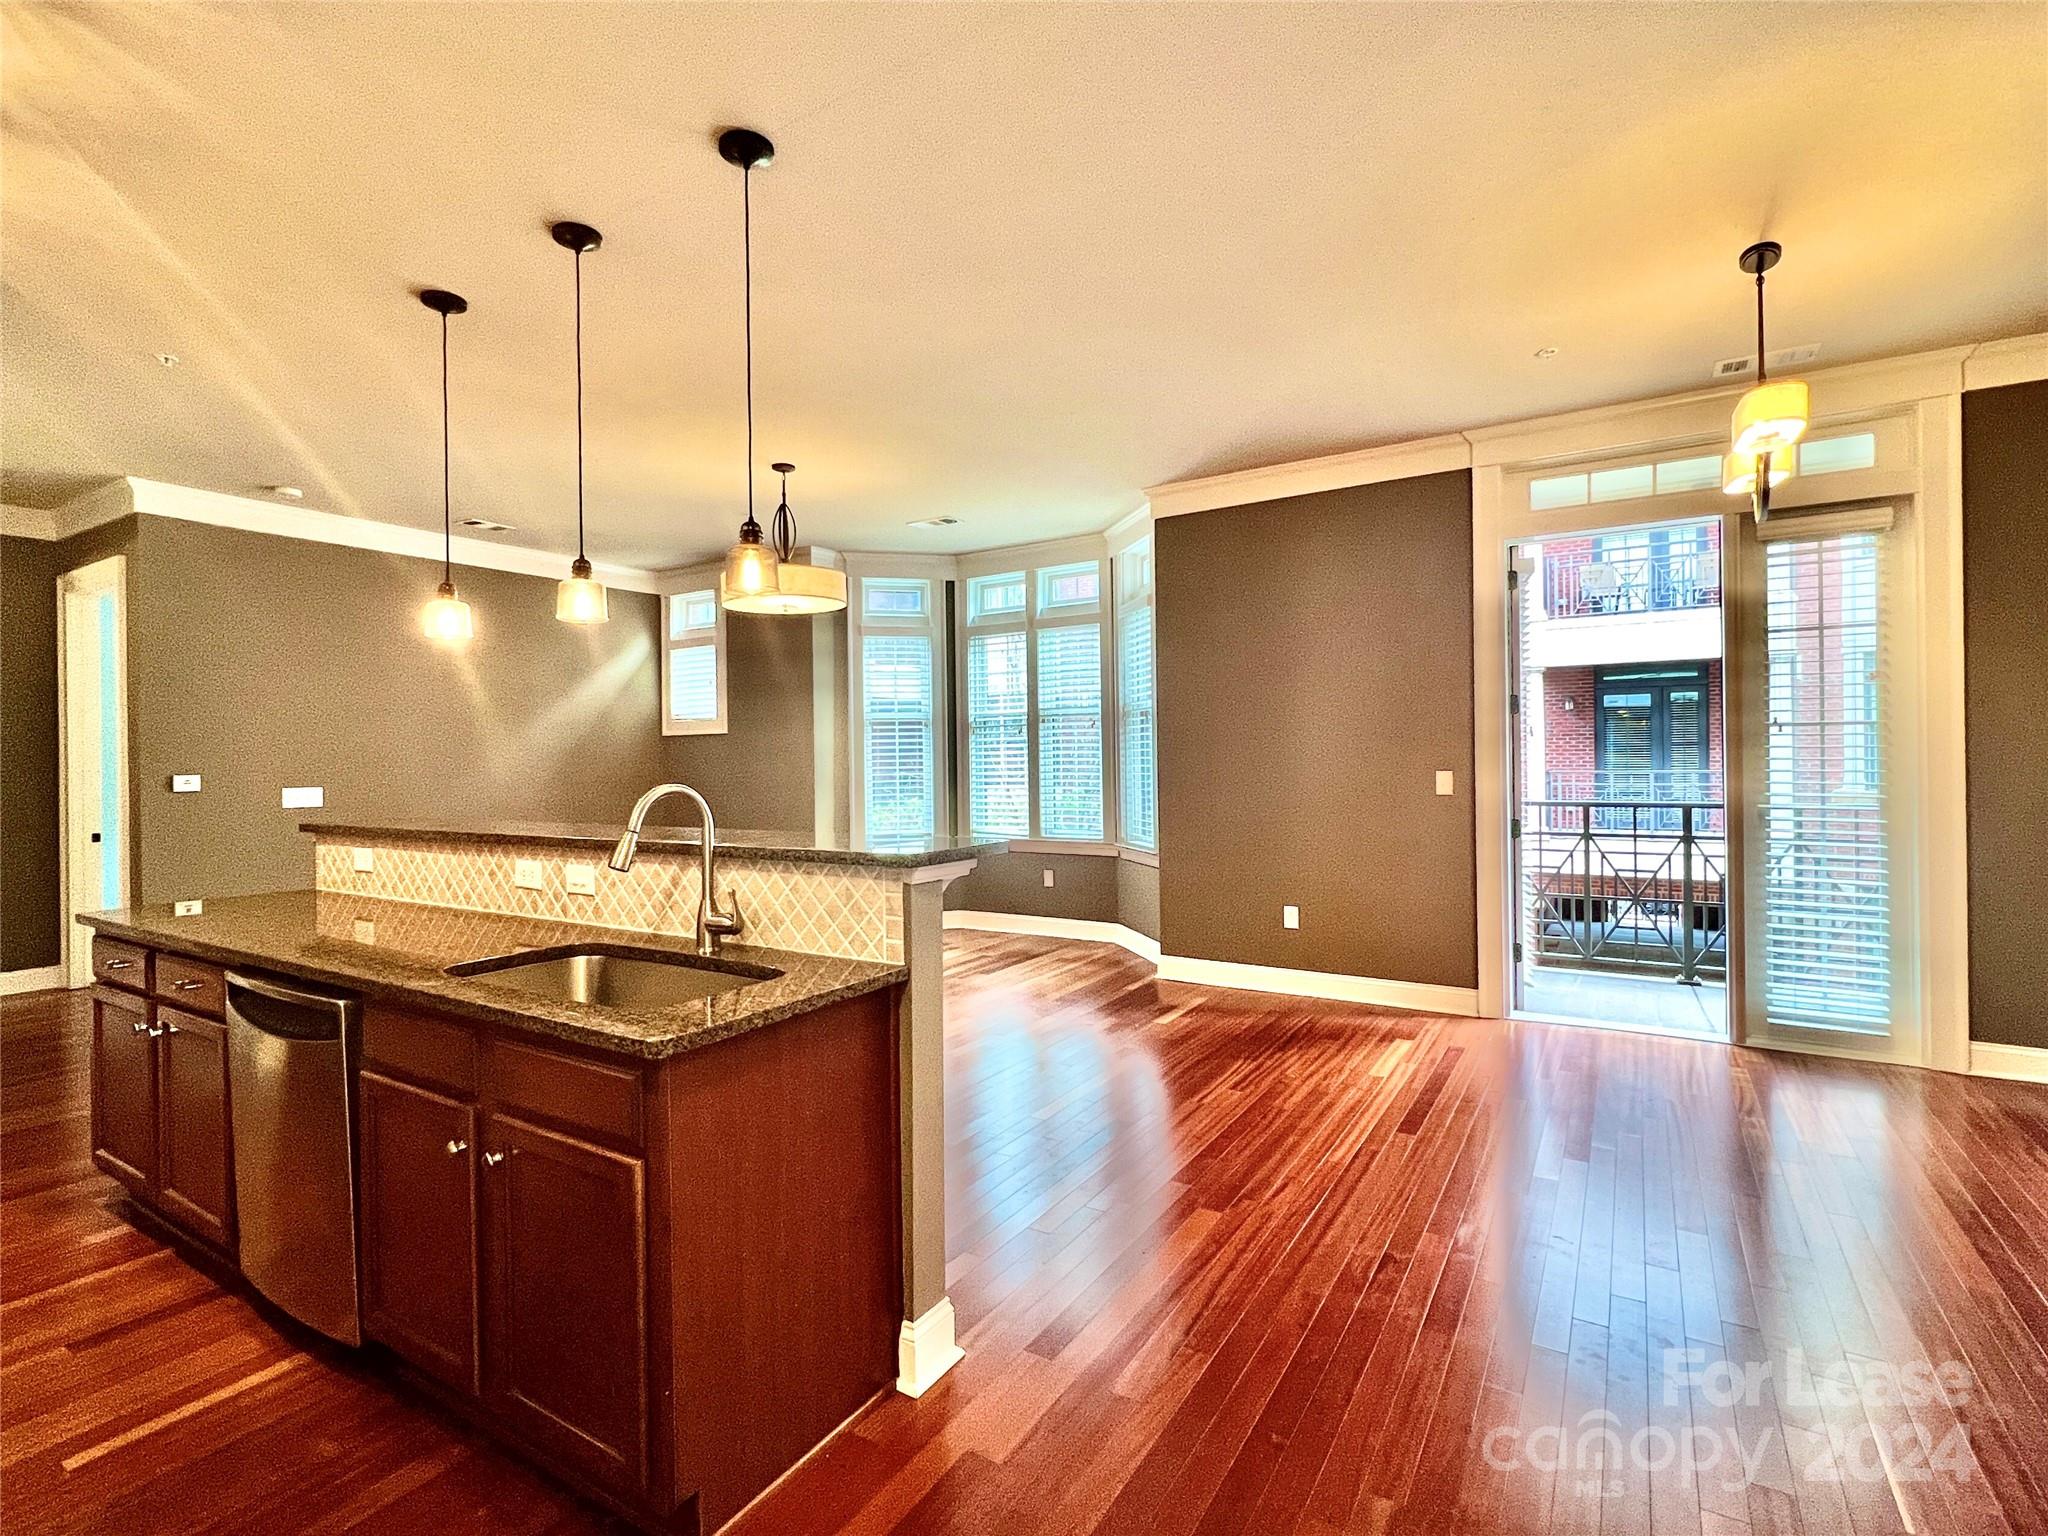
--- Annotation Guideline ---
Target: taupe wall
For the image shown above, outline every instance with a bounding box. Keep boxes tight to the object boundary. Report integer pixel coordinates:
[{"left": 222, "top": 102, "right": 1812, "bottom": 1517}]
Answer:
[
  {"left": 944, "top": 851, "right": 1120, "bottom": 923},
  {"left": 1961, "top": 379, "right": 2048, "bottom": 1051},
  {"left": 1155, "top": 470, "right": 1476, "bottom": 987},
  {"left": 663, "top": 610, "right": 823, "bottom": 835}
]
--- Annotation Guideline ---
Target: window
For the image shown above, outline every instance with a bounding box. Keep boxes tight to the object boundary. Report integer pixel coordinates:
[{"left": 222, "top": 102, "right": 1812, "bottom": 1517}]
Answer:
[
  {"left": 864, "top": 579, "right": 929, "bottom": 619},
  {"left": 1797, "top": 431, "right": 1877, "bottom": 476},
  {"left": 1116, "top": 539, "right": 1156, "bottom": 850},
  {"left": 967, "top": 630, "right": 1029, "bottom": 835},
  {"left": 1593, "top": 663, "right": 1711, "bottom": 802},
  {"left": 968, "top": 573, "right": 1026, "bottom": 623},
  {"left": 853, "top": 575, "right": 941, "bottom": 844},
  {"left": 1037, "top": 562, "right": 1101, "bottom": 612},
  {"left": 1037, "top": 625, "right": 1102, "bottom": 839},
  {"left": 661, "top": 585, "right": 725, "bottom": 734}
]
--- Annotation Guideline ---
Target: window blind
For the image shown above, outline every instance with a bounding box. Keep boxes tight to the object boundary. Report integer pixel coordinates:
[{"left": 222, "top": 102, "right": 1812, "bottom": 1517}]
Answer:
[
  {"left": 862, "top": 634, "right": 934, "bottom": 840},
  {"left": 1760, "top": 531, "right": 1890, "bottom": 1034},
  {"left": 1119, "top": 604, "right": 1156, "bottom": 849},
  {"left": 1037, "top": 624, "right": 1102, "bottom": 840},
  {"left": 967, "top": 631, "right": 1029, "bottom": 835},
  {"left": 669, "top": 644, "right": 717, "bottom": 723}
]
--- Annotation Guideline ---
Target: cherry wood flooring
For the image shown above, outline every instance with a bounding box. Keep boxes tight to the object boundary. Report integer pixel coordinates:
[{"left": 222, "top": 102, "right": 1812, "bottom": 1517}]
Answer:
[{"left": 6, "top": 932, "right": 2048, "bottom": 1535}]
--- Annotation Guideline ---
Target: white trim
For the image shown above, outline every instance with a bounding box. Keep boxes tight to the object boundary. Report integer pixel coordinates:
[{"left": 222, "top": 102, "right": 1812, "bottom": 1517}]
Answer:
[
  {"left": 896, "top": 1296, "right": 965, "bottom": 1398},
  {"left": 1117, "top": 845, "right": 1160, "bottom": 869},
  {"left": 56, "top": 555, "right": 132, "bottom": 991},
  {"left": 944, "top": 909, "right": 1161, "bottom": 961},
  {"left": 660, "top": 567, "right": 729, "bottom": 737},
  {"left": 900, "top": 858, "right": 979, "bottom": 888},
  {"left": 0, "top": 966, "right": 67, "bottom": 997},
  {"left": 1147, "top": 434, "right": 1470, "bottom": 519},
  {"left": 2, "top": 503, "right": 58, "bottom": 540},
  {"left": 112, "top": 478, "right": 663, "bottom": 590},
  {"left": 1969, "top": 1042, "right": 2048, "bottom": 1085},
  {"left": 1104, "top": 502, "right": 1153, "bottom": 557},
  {"left": 1155, "top": 953, "right": 1481, "bottom": 1017},
  {"left": 1962, "top": 332, "right": 2048, "bottom": 393},
  {"left": 1003, "top": 839, "right": 1119, "bottom": 858}
]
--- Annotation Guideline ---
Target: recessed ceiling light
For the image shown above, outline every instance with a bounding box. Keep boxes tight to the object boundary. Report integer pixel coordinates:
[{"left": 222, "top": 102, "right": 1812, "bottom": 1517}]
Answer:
[
  {"left": 457, "top": 517, "right": 516, "bottom": 532},
  {"left": 1534, "top": 347, "right": 1558, "bottom": 360},
  {"left": 267, "top": 485, "right": 304, "bottom": 500},
  {"left": 908, "top": 516, "right": 959, "bottom": 528},
  {"left": 156, "top": 352, "right": 179, "bottom": 368}
]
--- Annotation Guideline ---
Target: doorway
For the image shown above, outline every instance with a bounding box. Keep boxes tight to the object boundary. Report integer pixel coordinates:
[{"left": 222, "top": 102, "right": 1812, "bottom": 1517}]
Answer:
[
  {"left": 58, "top": 556, "right": 130, "bottom": 988},
  {"left": 1508, "top": 518, "right": 1728, "bottom": 1039}
]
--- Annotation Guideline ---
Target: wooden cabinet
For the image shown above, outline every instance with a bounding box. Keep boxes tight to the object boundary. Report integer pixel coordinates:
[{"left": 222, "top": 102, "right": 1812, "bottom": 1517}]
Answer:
[
  {"left": 90, "top": 986, "right": 158, "bottom": 1193},
  {"left": 483, "top": 1113, "right": 647, "bottom": 1490},
  {"left": 156, "top": 1008, "right": 233, "bottom": 1248},
  {"left": 359, "top": 1070, "right": 479, "bottom": 1395}
]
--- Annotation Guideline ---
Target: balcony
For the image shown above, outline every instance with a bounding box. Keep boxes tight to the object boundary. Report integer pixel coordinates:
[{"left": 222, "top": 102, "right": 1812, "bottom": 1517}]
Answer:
[{"left": 1543, "top": 544, "right": 1721, "bottom": 621}]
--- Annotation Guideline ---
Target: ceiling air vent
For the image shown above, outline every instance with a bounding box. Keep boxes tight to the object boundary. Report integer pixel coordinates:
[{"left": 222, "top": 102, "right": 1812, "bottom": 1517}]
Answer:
[
  {"left": 457, "top": 517, "right": 516, "bottom": 532},
  {"left": 1712, "top": 343, "right": 1821, "bottom": 381},
  {"left": 908, "top": 516, "right": 959, "bottom": 528}
]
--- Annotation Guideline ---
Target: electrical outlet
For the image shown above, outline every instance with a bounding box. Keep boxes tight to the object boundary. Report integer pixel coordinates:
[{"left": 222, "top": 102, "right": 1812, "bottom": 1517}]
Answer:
[
  {"left": 352, "top": 847, "right": 376, "bottom": 873},
  {"left": 1283, "top": 905, "right": 1300, "bottom": 930},
  {"left": 173, "top": 899, "right": 203, "bottom": 917},
  {"left": 564, "top": 863, "right": 597, "bottom": 896},
  {"left": 1043, "top": 868, "right": 1056, "bottom": 888},
  {"left": 351, "top": 917, "right": 377, "bottom": 944},
  {"left": 1436, "top": 771, "right": 1455, "bottom": 796},
  {"left": 281, "top": 786, "right": 324, "bottom": 809},
  {"left": 170, "top": 774, "right": 201, "bottom": 793},
  {"left": 514, "top": 858, "right": 545, "bottom": 891}
]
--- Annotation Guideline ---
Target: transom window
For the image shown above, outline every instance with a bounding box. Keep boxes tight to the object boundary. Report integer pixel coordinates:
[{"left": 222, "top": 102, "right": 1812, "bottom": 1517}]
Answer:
[{"left": 661, "top": 584, "right": 726, "bottom": 735}]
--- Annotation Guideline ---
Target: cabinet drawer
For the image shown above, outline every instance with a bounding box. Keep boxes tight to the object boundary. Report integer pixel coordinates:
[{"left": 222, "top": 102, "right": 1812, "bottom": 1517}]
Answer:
[
  {"left": 483, "top": 1037, "right": 643, "bottom": 1151},
  {"left": 363, "top": 1004, "right": 478, "bottom": 1097},
  {"left": 155, "top": 954, "right": 226, "bottom": 1016},
  {"left": 92, "top": 938, "right": 151, "bottom": 992}
]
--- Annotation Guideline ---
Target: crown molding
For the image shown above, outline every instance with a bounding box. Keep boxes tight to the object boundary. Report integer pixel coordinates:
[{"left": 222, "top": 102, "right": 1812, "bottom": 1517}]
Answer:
[
  {"left": 2, "top": 503, "right": 59, "bottom": 540},
  {"left": 1962, "top": 331, "right": 2048, "bottom": 392},
  {"left": 1146, "top": 434, "right": 1471, "bottom": 519}
]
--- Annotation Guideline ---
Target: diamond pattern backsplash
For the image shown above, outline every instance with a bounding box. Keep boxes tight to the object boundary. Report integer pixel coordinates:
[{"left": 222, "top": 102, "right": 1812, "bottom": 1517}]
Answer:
[{"left": 313, "top": 837, "right": 904, "bottom": 963}]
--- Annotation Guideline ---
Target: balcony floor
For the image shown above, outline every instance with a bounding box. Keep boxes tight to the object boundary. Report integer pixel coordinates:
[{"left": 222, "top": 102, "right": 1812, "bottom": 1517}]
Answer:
[{"left": 1517, "top": 963, "right": 1726, "bottom": 1041}]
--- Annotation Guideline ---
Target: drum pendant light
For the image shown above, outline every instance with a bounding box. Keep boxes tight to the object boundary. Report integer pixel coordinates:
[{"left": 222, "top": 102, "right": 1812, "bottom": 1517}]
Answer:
[
  {"left": 1721, "top": 241, "right": 1809, "bottom": 524},
  {"left": 717, "top": 128, "right": 847, "bottom": 615},
  {"left": 552, "top": 221, "right": 610, "bottom": 624},
  {"left": 417, "top": 289, "right": 474, "bottom": 646}
]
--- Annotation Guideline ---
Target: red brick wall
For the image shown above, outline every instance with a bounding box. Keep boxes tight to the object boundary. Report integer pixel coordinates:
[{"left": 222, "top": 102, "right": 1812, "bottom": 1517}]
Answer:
[{"left": 1536, "top": 659, "right": 1723, "bottom": 790}]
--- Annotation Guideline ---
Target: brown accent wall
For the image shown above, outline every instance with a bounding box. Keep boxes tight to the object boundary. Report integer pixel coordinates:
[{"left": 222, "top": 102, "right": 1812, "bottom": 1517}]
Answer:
[
  {"left": 661, "top": 611, "right": 822, "bottom": 835},
  {"left": 1155, "top": 470, "right": 1476, "bottom": 987},
  {"left": 1962, "top": 379, "right": 2048, "bottom": 1050},
  {"left": 943, "top": 851, "right": 1121, "bottom": 923}
]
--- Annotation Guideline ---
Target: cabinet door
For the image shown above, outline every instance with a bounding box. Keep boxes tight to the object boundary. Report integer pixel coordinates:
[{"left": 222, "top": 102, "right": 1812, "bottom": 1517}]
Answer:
[
  {"left": 91, "top": 987, "right": 157, "bottom": 1193},
  {"left": 359, "top": 1070, "right": 479, "bottom": 1395},
  {"left": 482, "top": 1113, "right": 647, "bottom": 1491},
  {"left": 156, "top": 1008, "right": 234, "bottom": 1249}
]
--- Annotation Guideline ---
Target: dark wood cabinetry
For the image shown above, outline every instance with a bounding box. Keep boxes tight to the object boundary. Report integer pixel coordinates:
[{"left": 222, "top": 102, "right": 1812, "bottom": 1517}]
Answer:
[
  {"left": 156, "top": 1007, "right": 233, "bottom": 1248},
  {"left": 90, "top": 985, "right": 157, "bottom": 1192},
  {"left": 359, "top": 1069, "right": 479, "bottom": 1395}
]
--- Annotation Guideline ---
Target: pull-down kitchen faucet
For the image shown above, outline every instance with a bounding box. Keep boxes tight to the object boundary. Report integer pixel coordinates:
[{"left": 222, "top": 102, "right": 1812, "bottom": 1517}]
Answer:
[{"left": 607, "top": 783, "right": 744, "bottom": 955}]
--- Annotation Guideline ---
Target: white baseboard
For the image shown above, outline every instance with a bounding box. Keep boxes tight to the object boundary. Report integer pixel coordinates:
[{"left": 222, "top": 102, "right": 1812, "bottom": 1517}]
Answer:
[
  {"left": 0, "top": 965, "right": 67, "bottom": 997},
  {"left": 896, "top": 1296, "right": 965, "bottom": 1398},
  {"left": 1155, "top": 954, "right": 1481, "bottom": 1017},
  {"left": 1970, "top": 1041, "right": 2048, "bottom": 1084},
  {"left": 944, "top": 909, "right": 1161, "bottom": 962}
]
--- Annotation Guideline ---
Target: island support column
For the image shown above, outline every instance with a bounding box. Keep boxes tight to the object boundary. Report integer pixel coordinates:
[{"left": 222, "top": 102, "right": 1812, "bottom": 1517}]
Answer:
[{"left": 894, "top": 862, "right": 973, "bottom": 1396}]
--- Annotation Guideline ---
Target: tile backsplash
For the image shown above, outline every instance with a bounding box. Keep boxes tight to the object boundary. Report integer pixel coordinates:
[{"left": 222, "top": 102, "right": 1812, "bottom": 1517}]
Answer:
[{"left": 313, "top": 837, "right": 903, "bottom": 963}]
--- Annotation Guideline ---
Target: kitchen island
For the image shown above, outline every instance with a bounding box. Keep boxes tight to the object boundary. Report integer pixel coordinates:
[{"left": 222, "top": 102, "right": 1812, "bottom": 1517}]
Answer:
[{"left": 77, "top": 811, "right": 1001, "bottom": 1536}]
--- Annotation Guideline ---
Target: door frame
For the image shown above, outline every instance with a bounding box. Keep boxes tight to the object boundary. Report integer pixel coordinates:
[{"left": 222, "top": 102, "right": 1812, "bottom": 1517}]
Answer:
[
  {"left": 57, "top": 555, "right": 131, "bottom": 989},
  {"left": 1472, "top": 390, "right": 1969, "bottom": 1072}
]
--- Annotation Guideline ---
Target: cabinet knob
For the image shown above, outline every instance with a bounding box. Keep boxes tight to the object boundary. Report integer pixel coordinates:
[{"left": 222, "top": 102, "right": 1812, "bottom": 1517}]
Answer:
[
  {"left": 146, "top": 1025, "right": 165, "bottom": 1038},
  {"left": 170, "top": 979, "right": 202, "bottom": 991},
  {"left": 163, "top": 1022, "right": 180, "bottom": 1034},
  {"left": 446, "top": 1139, "right": 468, "bottom": 1156},
  {"left": 104, "top": 958, "right": 134, "bottom": 970},
  {"left": 482, "top": 1150, "right": 506, "bottom": 1167},
  {"left": 130, "top": 1018, "right": 149, "bottom": 1034}
]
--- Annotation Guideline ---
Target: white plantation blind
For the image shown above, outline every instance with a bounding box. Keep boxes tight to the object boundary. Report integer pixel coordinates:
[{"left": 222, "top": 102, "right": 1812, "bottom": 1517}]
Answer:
[
  {"left": 669, "top": 646, "right": 717, "bottom": 722},
  {"left": 1037, "top": 624, "right": 1103, "bottom": 840},
  {"left": 1119, "top": 605, "right": 1156, "bottom": 849},
  {"left": 1760, "top": 530, "right": 1890, "bottom": 1033},
  {"left": 967, "top": 630, "right": 1029, "bottom": 835},
  {"left": 662, "top": 586, "right": 723, "bottom": 733},
  {"left": 862, "top": 634, "right": 935, "bottom": 840}
]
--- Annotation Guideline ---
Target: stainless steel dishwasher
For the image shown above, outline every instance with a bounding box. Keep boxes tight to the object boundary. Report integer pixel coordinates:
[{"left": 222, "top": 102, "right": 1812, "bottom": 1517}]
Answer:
[{"left": 226, "top": 970, "right": 363, "bottom": 1345}]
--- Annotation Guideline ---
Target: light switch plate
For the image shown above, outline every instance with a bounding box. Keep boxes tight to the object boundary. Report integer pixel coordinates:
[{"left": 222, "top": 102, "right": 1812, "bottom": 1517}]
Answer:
[
  {"left": 170, "top": 774, "right": 202, "bottom": 793},
  {"left": 514, "top": 858, "right": 545, "bottom": 891},
  {"left": 1043, "top": 868, "right": 1056, "bottom": 888},
  {"left": 281, "top": 786, "right": 324, "bottom": 809},
  {"left": 1436, "top": 770, "right": 1455, "bottom": 796},
  {"left": 352, "top": 847, "right": 376, "bottom": 873},
  {"left": 173, "top": 899, "right": 203, "bottom": 917},
  {"left": 1283, "top": 905, "right": 1300, "bottom": 930},
  {"left": 564, "top": 863, "right": 597, "bottom": 896}
]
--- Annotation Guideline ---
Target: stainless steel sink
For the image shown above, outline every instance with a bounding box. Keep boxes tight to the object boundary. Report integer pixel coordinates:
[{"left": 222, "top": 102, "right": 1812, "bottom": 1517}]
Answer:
[{"left": 446, "top": 944, "right": 781, "bottom": 1006}]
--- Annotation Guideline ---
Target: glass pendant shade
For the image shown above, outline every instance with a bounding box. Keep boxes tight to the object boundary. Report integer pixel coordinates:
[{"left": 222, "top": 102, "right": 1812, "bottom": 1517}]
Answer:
[
  {"left": 721, "top": 535, "right": 780, "bottom": 605},
  {"left": 556, "top": 573, "right": 609, "bottom": 624},
  {"left": 1721, "top": 446, "right": 1797, "bottom": 498},
  {"left": 421, "top": 583, "right": 474, "bottom": 645},
  {"left": 1731, "top": 378, "right": 1811, "bottom": 457},
  {"left": 725, "top": 558, "right": 848, "bottom": 615}
]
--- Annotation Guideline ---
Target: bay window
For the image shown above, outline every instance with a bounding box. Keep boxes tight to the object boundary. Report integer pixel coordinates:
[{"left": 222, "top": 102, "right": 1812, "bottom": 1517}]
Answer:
[
  {"left": 849, "top": 571, "right": 944, "bottom": 845},
  {"left": 1115, "top": 537, "right": 1156, "bottom": 849}
]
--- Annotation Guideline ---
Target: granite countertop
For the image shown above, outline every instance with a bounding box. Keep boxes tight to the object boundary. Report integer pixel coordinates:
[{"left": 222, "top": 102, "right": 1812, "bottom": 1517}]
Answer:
[
  {"left": 78, "top": 890, "right": 906, "bottom": 1061},
  {"left": 301, "top": 817, "right": 1007, "bottom": 870}
]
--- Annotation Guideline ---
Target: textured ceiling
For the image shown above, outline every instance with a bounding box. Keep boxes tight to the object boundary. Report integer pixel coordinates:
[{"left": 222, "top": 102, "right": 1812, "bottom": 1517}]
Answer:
[{"left": 3, "top": 2, "right": 2043, "bottom": 567}]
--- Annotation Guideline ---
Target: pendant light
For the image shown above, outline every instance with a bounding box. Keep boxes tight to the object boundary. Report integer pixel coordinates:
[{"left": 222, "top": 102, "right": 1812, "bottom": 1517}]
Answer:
[
  {"left": 716, "top": 127, "right": 848, "bottom": 615},
  {"left": 1721, "top": 241, "right": 1809, "bottom": 523},
  {"left": 552, "top": 221, "right": 610, "bottom": 624},
  {"left": 417, "top": 289, "right": 474, "bottom": 645}
]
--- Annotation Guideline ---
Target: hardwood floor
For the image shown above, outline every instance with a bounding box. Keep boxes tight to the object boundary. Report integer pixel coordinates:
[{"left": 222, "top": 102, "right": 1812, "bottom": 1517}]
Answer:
[{"left": 6, "top": 931, "right": 2048, "bottom": 1534}]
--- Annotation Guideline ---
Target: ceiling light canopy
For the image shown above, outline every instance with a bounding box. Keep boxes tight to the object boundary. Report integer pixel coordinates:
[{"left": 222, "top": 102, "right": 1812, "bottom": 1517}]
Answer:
[
  {"left": 417, "top": 288, "right": 474, "bottom": 646},
  {"left": 551, "top": 221, "right": 610, "bottom": 624},
  {"left": 716, "top": 127, "right": 847, "bottom": 616},
  {"left": 1722, "top": 241, "right": 1809, "bottom": 523}
]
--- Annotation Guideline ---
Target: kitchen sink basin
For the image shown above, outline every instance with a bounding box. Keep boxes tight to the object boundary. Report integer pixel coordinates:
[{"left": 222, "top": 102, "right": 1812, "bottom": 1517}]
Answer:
[{"left": 446, "top": 944, "right": 781, "bottom": 1007}]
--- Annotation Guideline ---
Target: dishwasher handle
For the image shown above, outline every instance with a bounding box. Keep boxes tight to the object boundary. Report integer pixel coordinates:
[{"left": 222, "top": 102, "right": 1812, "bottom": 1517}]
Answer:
[{"left": 225, "top": 970, "right": 360, "bottom": 1041}]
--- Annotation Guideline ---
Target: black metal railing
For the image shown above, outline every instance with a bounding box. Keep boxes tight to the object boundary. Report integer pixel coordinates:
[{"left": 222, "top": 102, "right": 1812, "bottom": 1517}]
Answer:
[
  {"left": 1544, "top": 771, "right": 1725, "bottom": 834},
  {"left": 1545, "top": 547, "right": 1721, "bottom": 620},
  {"left": 1521, "top": 797, "right": 1727, "bottom": 982}
]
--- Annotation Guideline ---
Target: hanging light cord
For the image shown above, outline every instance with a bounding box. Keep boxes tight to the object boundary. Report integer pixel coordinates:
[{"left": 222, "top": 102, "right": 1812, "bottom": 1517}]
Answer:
[
  {"left": 574, "top": 245, "right": 587, "bottom": 566},
  {"left": 1755, "top": 268, "right": 1768, "bottom": 384},
  {"left": 742, "top": 162, "right": 758, "bottom": 535},
  {"left": 439, "top": 309, "right": 452, "bottom": 585}
]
